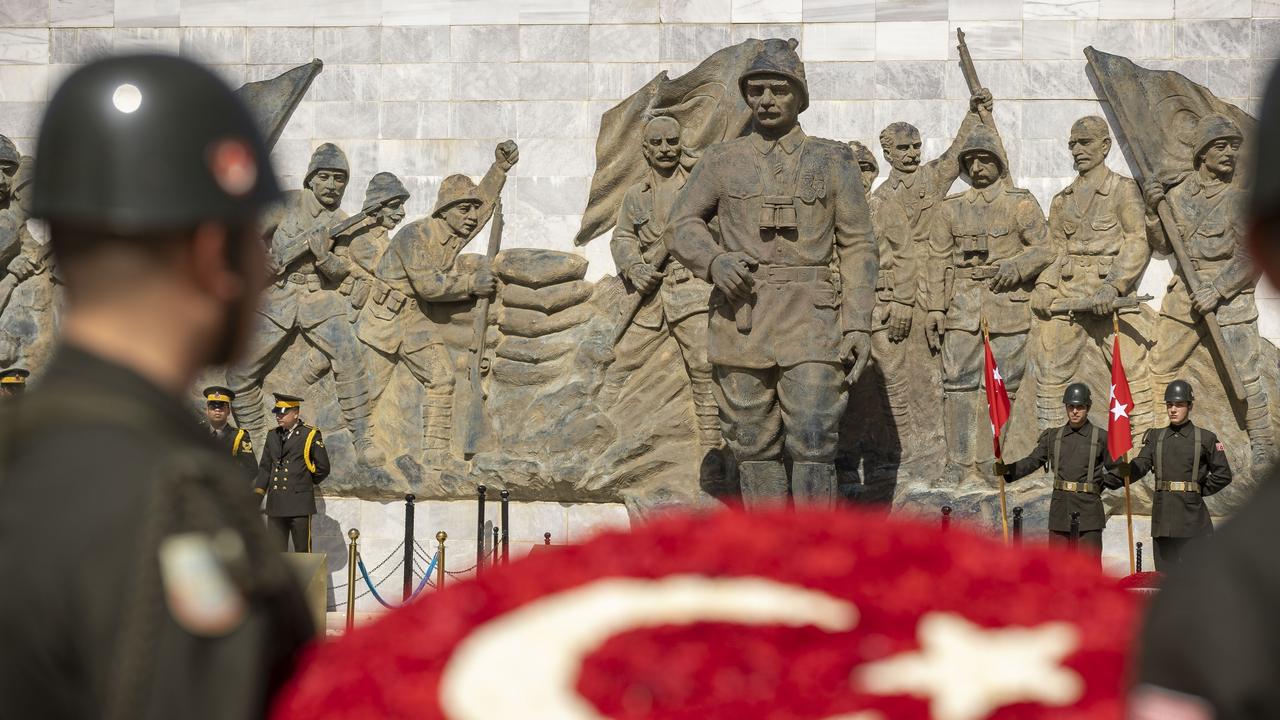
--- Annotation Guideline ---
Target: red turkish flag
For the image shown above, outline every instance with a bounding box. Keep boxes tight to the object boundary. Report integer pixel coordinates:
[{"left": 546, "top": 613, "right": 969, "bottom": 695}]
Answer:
[
  {"left": 1108, "top": 335, "right": 1135, "bottom": 460},
  {"left": 983, "top": 335, "right": 1012, "bottom": 459}
]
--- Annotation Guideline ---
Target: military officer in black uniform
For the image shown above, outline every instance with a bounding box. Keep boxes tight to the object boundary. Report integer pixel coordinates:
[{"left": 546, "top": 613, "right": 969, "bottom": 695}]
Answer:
[
  {"left": 0, "top": 55, "right": 312, "bottom": 719},
  {"left": 202, "top": 385, "right": 257, "bottom": 482},
  {"left": 995, "top": 383, "right": 1120, "bottom": 560},
  {"left": 0, "top": 366, "right": 27, "bottom": 397},
  {"left": 255, "top": 392, "right": 330, "bottom": 552},
  {"left": 1126, "top": 379, "right": 1232, "bottom": 569}
]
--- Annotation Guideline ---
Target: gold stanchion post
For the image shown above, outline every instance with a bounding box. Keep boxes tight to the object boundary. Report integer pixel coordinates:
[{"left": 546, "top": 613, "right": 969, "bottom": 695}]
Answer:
[
  {"left": 345, "top": 528, "right": 359, "bottom": 632},
  {"left": 436, "top": 531, "right": 447, "bottom": 590}
]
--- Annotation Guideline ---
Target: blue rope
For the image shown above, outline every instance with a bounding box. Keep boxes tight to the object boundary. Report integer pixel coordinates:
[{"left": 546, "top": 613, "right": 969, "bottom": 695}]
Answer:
[{"left": 357, "top": 551, "right": 438, "bottom": 609}]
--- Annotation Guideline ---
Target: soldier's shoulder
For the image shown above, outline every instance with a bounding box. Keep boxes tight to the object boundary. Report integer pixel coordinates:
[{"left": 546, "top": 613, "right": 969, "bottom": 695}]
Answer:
[
  {"left": 706, "top": 137, "right": 751, "bottom": 157},
  {"left": 942, "top": 191, "right": 967, "bottom": 204},
  {"left": 392, "top": 218, "right": 431, "bottom": 244},
  {"left": 1003, "top": 184, "right": 1033, "bottom": 197},
  {"left": 806, "top": 136, "right": 854, "bottom": 156}
]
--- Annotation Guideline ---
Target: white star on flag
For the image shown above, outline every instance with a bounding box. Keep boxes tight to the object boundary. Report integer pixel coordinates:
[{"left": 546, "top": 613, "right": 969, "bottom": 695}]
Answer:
[
  {"left": 1109, "top": 383, "right": 1117, "bottom": 401},
  {"left": 1110, "top": 399, "right": 1130, "bottom": 422},
  {"left": 856, "top": 613, "right": 1083, "bottom": 720},
  {"left": 991, "top": 367, "right": 1003, "bottom": 386}
]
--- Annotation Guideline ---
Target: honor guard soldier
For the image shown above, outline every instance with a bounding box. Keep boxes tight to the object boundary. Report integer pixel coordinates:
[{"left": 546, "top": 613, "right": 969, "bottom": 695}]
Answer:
[
  {"left": 0, "top": 366, "right": 27, "bottom": 396},
  {"left": 0, "top": 55, "right": 312, "bottom": 719},
  {"left": 255, "top": 392, "right": 330, "bottom": 552},
  {"left": 995, "top": 383, "right": 1121, "bottom": 560},
  {"left": 1126, "top": 379, "right": 1232, "bottom": 569},
  {"left": 202, "top": 385, "right": 257, "bottom": 482}
]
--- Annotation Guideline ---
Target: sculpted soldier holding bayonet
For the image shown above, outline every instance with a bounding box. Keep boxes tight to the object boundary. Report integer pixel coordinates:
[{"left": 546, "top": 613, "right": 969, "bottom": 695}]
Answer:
[
  {"left": 361, "top": 140, "right": 517, "bottom": 469},
  {"left": 1032, "top": 116, "right": 1153, "bottom": 433},
  {"left": 927, "top": 125, "right": 1052, "bottom": 483},
  {"left": 1143, "top": 115, "right": 1274, "bottom": 472},
  {"left": 600, "top": 115, "right": 719, "bottom": 449},
  {"left": 670, "top": 39, "right": 877, "bottom": 508},
  {"left": 226, "top": 143, "right": 384, "bottom": 466}
]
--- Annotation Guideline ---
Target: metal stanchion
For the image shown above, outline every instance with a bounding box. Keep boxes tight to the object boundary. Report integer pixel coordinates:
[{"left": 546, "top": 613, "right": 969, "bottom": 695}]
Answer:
[
  {"left": 1135, "top": 541, "right": 1143, "bottom": 572},
  {"left": 436, "top": 531, "right": 447, "bottom": 590},
  {"left": 476, "top": 484, "right": 487, "bottom": 575},
  {"left": 940, "top": 505, "right": 952, "bottom": 532},
  {"left": 500, "top": 489, "right": 510, "bottom": 565},
  {"left": 492, "top": 526, "right": 500, "bottom": 566},
  {"left": 1069, "top": 511, "right": 1081, "bottom": 550},
  {"left": 345, "top": 528, "right": 359, "bottom": 632},
  {"left": 1011, "top": 506, "right": 1023, "bottom": 542},
  {"left": 403, "top": 494, "right": 415, "bottom": 602},
  {"left": 544, "top": 531, "right": 552, "bottom": 545}
]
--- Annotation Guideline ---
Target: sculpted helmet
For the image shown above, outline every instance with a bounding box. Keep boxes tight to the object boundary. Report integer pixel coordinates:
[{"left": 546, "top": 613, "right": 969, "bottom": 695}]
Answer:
[
  {"left": 738, "top": 38, "right": 809, "bottom": 112},
  {"left": 363, "top": 171, "right": 410, "bottom": 212},
  {"left": 305, "top": 142, "right": 349, "bottom": 187},
  {"left": 1164, "top": 379, "right": 1194, "bottom": 404},
  {"left": 1191, "top": 114, "right": 1243, "bottom": 168},
  {"left": 32, "top": 54, "right": 278, "bottom": 231},
  {"left": 0, "top": 134, "right": 18, "bottom": 168},
  {"left": 958, "top": 125, "right": 1008, "bottom": 183},
  {"left": 1062, "top": 383, "right": 1092, "bottom": 406},
  {"left": 432, "top": 174, "right": 482, "bottom": 217},
  {"left": 847, "top": 140, "right": 878, "bottom": 174}
]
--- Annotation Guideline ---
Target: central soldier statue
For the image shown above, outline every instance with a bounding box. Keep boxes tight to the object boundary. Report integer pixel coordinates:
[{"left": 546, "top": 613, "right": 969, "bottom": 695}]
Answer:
[{"left": 669, "top": 39, "right": 878, "bottom": 508}]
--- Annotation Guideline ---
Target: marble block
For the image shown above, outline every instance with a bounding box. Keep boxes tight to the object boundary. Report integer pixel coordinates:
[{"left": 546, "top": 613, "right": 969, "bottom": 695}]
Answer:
[
  {"left": 589, "top": 0, "right": 661, "bottom": 23},
  {"left": 876, "top": 21, "right": 949, "bottom": 60},
  {"left": 807, "top": 61, "right": 877, "bottom": 100},
  {"left": 114, "top": 0, "right": 179, "bottom": 27},
  {"left": 588, "top": 61, "right": 661, "bottom": 100},
  {"left": 801, "top": 22, "right": 875, "bottom": 61},
  {"left": 1021, "top": 20, "right": 1077, "bottom": 59},
  {"left": 246, "top": 27, "right": 315, "bottom": 66},
  {"left": 1175, "top": 19, "right": 1252, "bottom": 58},
  {"left": 1098, "top": 0, "right": 1172, "bottom": 19},
  {"left": 452, "top": 62, "right": 520, "bottom": 101},
  {"left": 520, "top": 0, "right": 591, "bottom": 24},
  {"left": 50, "top": 0, "right": 113, "bottom": 27},
  {"left": 1177, "top": 0, "right": 1251, "bottom": 18},
  {"left": 947, "top": 0, "right": 1021, "bottom": 21},
  {"left": 451, "top": 24, "right": 520, "bottom": 63},
  {"left": 0, "top": 29, "right": 49, "bottom": 66},
  {"left": 112, "top": 27, "right": 179, "bottom": 54},
  {"left": 449, "top": 100, "right": 518, "bottom": 138},
  {"left": 518, "top": 62, "right": 590, "bottom": 99},
  {"left": 659, "top": 0, "right": 732, "bottom": 22},
  {"left": 588, "top": 23, "right": 660, "bottom": 62},
  {"left": 732, "top": 0, "right": 803, "bottom": 23},
  {"left": 660, "top": 23, "right": 732, "bottom": 62},
  {"left": 179, "top": 27, "right": 244, "bottom": 65},
  {"left": 876, "top": 0, "right": 947, "bottom": 21},
  {"left": 315, "top": 26, "right": 382, "bottom": 64},
  {"left": 0, "top": 0, "right": 49, "bottom": 25},
  {"left": 1024, "top": 0, "right": 1100, "bottom": 20},
  {"left": 875, "top": 60, "right": 946, "bottom": 99},
  {"left": 380, "top": 26, "right": 451, "bottom": 63},
  {"left": 1094, "top": 19, "right": 1175, "bottom": 59},
  {"left": 520, "top": 24, "right": 591, "bottom": 61},
  {"left": 381, "top": 63, "right": 454, "bottom": 101},
  {"left": 178, "top": 0, "right": 246, "bottom": 26},
  {"left": 948, "top": 20, "right": 1023, "bottom": 60},
  {"left": 801, "top": 0, "right": 875, "bottom": 22}
]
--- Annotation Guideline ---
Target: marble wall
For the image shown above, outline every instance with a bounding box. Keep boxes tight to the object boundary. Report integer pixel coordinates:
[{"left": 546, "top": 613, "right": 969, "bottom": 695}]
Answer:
[{"left": 2, "top": 2, "right": 1278, "bottom": 337}]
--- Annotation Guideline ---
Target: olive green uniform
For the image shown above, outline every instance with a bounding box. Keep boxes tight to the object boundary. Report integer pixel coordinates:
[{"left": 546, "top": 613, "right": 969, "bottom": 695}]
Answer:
[
  {"left": 1129, "top": 420, "right": 1232, "bottom": 568},
  {"left": 1004, "top": 421, "right": 1122, "bottom": 559},
  {"left": 0, "top": 346, "right": 313, "bottom": 719}
]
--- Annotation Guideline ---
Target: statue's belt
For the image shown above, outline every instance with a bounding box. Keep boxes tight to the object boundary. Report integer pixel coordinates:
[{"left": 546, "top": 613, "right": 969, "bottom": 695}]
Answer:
[
  {"left": 952, "top": 265, "right": 999, "bottom": 280},
  {"left": 1053, "top": 480, "right": 1100, "bottom": 494},
  {"left": 751, "top": 265, "right": 832, "bottom": 284}
]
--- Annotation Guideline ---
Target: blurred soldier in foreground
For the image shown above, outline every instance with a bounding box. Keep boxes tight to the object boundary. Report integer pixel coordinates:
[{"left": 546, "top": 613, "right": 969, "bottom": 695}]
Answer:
[
  {"left": 202, "top": 385, "right": 257, "bottom": 483},
  {"left": 254, "top": 393, "right": 330, "bottom": 552},
  {"left": 0, "top": 56, "right": 312, "bottom": 719},
  {"left": 0, "top": 366, "right": 27, "bottom": 396},
  {"left": 996, "top": 382, "right": 1121, "bottom": 561},
  {"left": 669, "top": 39, "right": 877, "bottom": 508},
  {"left": 1132, "top": 65, "right": 1280, "bottom": 718},
  {"left": 1127, "top": 379, "right": 1231, "bottom": 569}
]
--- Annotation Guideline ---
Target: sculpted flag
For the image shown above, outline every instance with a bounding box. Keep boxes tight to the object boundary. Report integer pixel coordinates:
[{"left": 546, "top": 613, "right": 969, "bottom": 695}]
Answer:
[
  {"left": 1084, "top": 47, "right": 1254, "bottom": 185},
  {"left": 272, "top": 508, "right": 1137, "bottom": 720},
  {"left": 233, "top": 59, "right": 324, "bottom": 150},
  {"left": 1108, "top": 336, "right": 1135, "bottom": 461},
  {"left": 573, "top": 39, "right": 771, "bottom": 246},
  {"left": 984, "top": 335, "right": 1012, "bottom": 458}
]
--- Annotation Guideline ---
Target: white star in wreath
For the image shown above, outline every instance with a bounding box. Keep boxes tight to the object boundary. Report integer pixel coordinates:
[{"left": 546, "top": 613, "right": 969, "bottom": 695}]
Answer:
[{"left": 855, "top": 613, "right": 1083, "bottom": 720}]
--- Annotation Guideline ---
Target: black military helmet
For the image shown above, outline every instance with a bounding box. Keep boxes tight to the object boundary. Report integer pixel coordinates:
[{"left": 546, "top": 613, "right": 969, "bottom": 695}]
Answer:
[
  {"left": 32, "top": 54, "right": 279, "bottom": 232},
  {"left": 1063, "top": 383, "right": 1091, "bottom": 406},
  {"left": 1164, "top": 379, "right": 1194, "bottom": 403},
  {"left": 738, "top": 38, "right": 809, "bottom": 112}
]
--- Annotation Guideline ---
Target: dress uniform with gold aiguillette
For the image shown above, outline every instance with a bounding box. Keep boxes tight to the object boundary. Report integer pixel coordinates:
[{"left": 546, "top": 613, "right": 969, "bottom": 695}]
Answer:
[
  {"left": 255, "top": 394, "right": 329, "bottom": 552},
  {"left": 202, "top": 385, "right": 257, "bottom": 483}
]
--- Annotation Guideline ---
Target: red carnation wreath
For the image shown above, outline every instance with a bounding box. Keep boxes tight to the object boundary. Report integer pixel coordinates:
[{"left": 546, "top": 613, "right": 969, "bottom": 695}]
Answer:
[{"left": 272, "top": 508, "right": 1140, "bottom": 720}]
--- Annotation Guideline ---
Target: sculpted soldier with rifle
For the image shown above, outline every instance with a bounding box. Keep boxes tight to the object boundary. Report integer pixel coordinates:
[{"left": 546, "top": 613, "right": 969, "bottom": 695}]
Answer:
[
  {"left": 226, "top": 143, "right": 385, "bottom": 466},
  {"left": 1031, "top": 116, "right": 1154, "bottom": 434},
  {"left": 669, "top": 39, "right": 877, "bottom": 509},
  {"left": 599, "top": 115, "right": 719, "bottom": 450},
  {"left": 363, "top": 140, "right": 517, "bottom": 469},
  {"left": 1143, "top": 115, "right": 1274, "bottom": 473}
]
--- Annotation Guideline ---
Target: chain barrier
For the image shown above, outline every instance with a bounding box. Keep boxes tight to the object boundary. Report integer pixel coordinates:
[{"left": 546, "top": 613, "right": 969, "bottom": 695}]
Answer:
[
  {"left": 358, "top": 550, "right": 438, "bottom": 609},
  {"left": 328, "top": 540, "right": 407, "bottom": 610}
]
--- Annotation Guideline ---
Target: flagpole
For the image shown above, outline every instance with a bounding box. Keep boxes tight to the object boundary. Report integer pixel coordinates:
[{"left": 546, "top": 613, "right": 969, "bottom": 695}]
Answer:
[
  {"left": 983, "top": 317, "right": 1010, "bottom": 544},
  {"left": 1115, "top": 312, "right": 1136, "bottom": 574}
]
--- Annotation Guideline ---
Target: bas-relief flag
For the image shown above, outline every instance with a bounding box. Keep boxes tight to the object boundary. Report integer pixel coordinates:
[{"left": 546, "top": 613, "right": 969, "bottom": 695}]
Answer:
[
  {"left": 573, "top": 39, "right": 775, "bottom": 246},
  {"left": 1108, "top": 335, "right": 1135, "bottom": 461},
  {"left": 234, "top": 59, "right": 324, "bottom": 151},
  {"left": 983, "top": 335, "right": 1012, "bottom": 459},
  {"left": 1084, "top": 47, "right": 1254, "bottom": 185}
]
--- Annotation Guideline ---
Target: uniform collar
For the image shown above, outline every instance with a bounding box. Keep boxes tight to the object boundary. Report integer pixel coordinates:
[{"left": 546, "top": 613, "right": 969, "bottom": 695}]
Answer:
[
  {"left": 750, "top": 125, "right": 806, "bottom": 156},
  {"left": 1167, "top": 420, "right": 1195, "bottom": 435},
  {"left": 430, "top": 216, "right": 462, "bottom": 245},
  {"left": 639, "top": 166, "right": 687, "bottom": 193},
  {"left": 1187, "top": 173, "right": 1231, "bottom": 199},
  {"left": 887, "top": 168, "right": 920, "bottom": 190},
  {"left": 1062, "top": 421, "right": 1093, "bottom": 435},
  {"left": 1064, "top": 166, "right": 1114, "bottom": 196},
  {"left": 967, "top": 178, "right": 1006, "bottom": 203}
]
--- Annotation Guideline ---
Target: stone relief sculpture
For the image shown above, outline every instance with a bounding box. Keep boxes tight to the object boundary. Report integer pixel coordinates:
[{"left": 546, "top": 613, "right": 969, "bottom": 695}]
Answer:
[
  {"left": 600, "top": 115, "right": 719, "bottom": 452},
  {"left": 926, "top": 123, "right": 1052, "bottom": 484},
  {"left": 8, "top": 43, "right": 1278, "bottom": 526},
  {"left": 668, "top": 39, "right": 878, "bottom": 509},
  {"left": 1032, "top": 117, "right": 1154, "bottom": 435}
]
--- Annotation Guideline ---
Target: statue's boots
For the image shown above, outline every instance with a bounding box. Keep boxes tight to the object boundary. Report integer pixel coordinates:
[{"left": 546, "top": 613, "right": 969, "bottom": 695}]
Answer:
[
  {"left": 423, "top": 391, "right": 453, "bottom": 470},
  {"left": 792, "top": 461, "right": 836, "bottom": 508},
  {"left": 691, "top": 377, "right": 722, "bottom": 449},
  {"left": 1037, "top": 383, "right": 1066, "bottom": 431},
  {"left": 1245, "top": 379, "right": 1276, "bottom": 474},
  {"left": 337, "top": 377, "right": 385, "bottom": 467},
  {"left": 231, "top": 384, "right": 269, "bottom": 448},
  {"left": 941, "top": 389, "right": 981, "bottom": 486},
  {"left": 738, "top": 459, "right": 788, "bottom": 511},
  {"left": 301, "top": 345, "right": 331, "bottom": 386}
]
